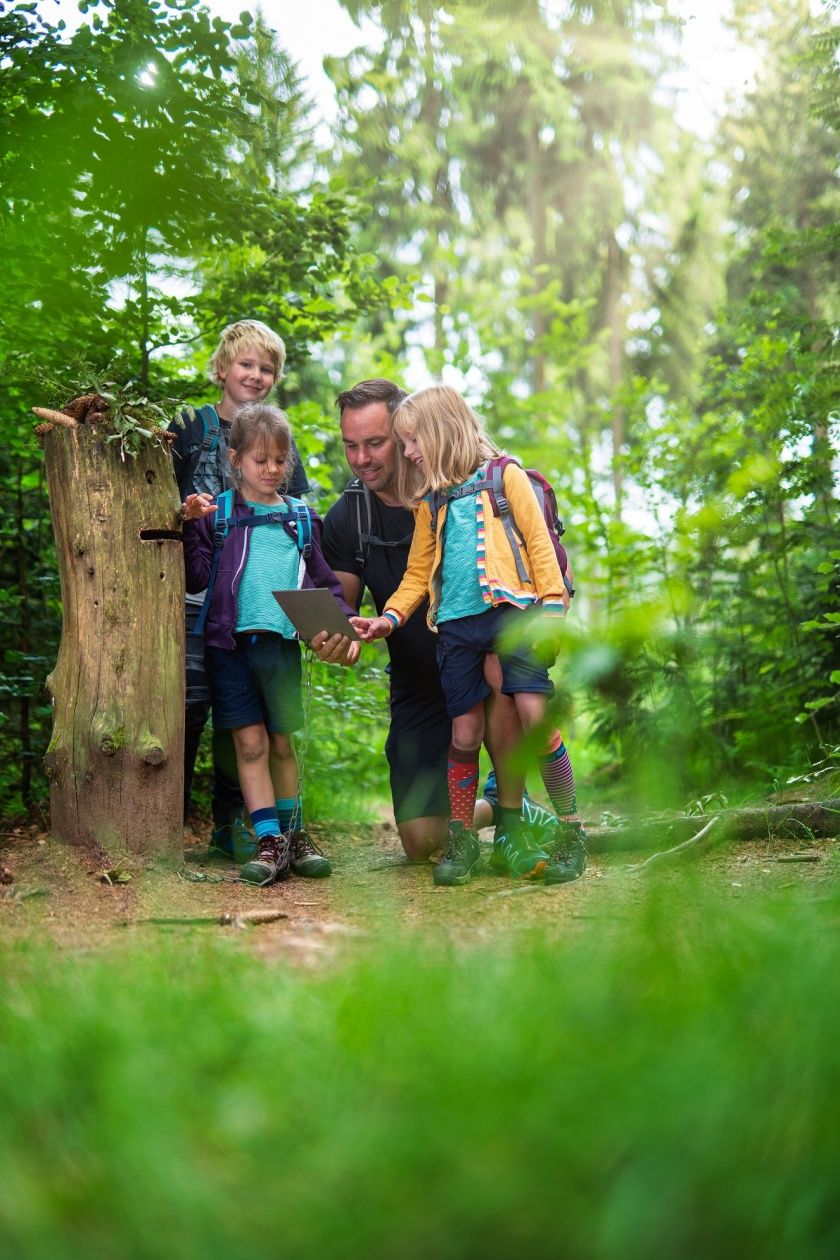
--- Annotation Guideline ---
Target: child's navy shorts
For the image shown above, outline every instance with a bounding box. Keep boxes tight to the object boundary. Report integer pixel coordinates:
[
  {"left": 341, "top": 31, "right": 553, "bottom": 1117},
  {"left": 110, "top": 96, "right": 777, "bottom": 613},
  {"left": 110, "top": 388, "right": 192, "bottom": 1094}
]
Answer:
[
  {"left": 206, "top": 634, "right": 303, "bottom": 733},
  {"left": 436, "top": 604, "right": 554, "bottom": 719}
]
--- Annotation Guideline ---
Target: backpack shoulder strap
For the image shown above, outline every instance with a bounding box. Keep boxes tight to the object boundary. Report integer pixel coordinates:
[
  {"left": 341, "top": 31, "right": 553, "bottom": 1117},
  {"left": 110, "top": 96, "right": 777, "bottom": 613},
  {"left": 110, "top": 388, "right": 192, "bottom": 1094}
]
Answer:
[
  {"left": 486, "top": 457, "right": 530, "bottom": 584},
  {"left": 198, "top": 405, "right": 220, "bottom": 451},
  {"left": 194, "top": 489, "right": 234, "bottom": 636},
  {"left": 281, "top": 496, "right": 313, "bottom": 560},
  {"left": 344, "top": 478, "right": 373, "bottom": 566}
]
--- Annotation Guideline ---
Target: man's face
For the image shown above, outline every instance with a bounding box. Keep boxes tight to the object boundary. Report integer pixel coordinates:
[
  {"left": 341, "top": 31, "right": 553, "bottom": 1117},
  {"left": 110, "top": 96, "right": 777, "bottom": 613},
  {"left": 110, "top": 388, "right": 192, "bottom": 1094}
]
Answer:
[{"left": 340, "top": 401, "right": 399, "bottom": 496}]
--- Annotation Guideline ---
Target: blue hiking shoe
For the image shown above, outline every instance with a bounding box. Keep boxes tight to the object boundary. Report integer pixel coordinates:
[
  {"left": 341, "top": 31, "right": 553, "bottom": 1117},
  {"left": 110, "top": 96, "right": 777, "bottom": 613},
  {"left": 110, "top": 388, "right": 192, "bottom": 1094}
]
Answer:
[
  {"left": 489, "top": 827, "right": 550, "bottom": 879},
  {"left": 545, "top": 822, "right": 588, "bottom": 885},
  {"left": 434, "top": 821, "right": 481, "bottom": 887},
  {"left": 209, "top": 814, "right": 257, "bottom": 863},
  {"left": 482, "top": 769, "right": 499, "bottom": 808}
]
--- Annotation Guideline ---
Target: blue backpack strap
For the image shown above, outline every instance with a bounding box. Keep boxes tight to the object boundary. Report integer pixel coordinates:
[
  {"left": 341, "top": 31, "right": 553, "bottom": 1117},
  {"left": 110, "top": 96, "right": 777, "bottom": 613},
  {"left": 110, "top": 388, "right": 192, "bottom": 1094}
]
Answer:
[
  {"left": 198, "top": 404, "right": 220, "bottom": 452},
  {"left": 282, "top": 496, "right": 313, "bottom": 560},
  {"left": 194, "top": 489, "right": 233, "bottom": 636},
  {"left": 487, "top": 457, "right": 531, "bottom": 585}
]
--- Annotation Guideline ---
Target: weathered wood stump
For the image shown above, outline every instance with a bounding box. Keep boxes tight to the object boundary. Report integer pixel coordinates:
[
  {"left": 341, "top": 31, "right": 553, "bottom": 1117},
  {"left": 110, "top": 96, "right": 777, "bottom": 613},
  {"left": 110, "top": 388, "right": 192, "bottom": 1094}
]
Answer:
[{"left": 37, "top": 396, "right": 184, "bottom": 866}]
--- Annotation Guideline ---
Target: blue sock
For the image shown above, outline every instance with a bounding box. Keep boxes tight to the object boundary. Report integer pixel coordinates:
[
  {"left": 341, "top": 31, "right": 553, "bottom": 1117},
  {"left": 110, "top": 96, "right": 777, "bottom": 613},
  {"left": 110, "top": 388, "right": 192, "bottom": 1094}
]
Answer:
[
  {"left": 275, "top": 797, "right": 297, "bottom": 834},
  {"left": 251, "top": 807, "right": 280, "bottom": 839}
]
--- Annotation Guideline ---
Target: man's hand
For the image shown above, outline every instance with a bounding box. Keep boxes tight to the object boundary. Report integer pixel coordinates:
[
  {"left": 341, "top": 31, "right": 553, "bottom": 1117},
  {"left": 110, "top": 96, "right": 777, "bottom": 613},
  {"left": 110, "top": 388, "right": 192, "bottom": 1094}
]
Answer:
[{"left": 309, "top": 630, "right": 360, "bottom": 667}]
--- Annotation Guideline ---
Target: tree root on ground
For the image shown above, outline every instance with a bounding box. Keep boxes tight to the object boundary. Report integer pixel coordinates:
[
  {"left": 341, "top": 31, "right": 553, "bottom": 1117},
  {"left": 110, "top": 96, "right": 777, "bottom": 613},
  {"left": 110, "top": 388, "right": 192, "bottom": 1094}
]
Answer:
[{"left": 587, "top": 798, "right": 840, "bottom": 862}]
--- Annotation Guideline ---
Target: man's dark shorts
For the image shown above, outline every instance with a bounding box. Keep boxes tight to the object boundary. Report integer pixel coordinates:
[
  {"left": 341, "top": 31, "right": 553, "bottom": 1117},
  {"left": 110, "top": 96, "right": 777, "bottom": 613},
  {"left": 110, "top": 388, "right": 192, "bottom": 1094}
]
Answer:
[
  {"left": 386, "top": 679, "right": 451, "bottom": 824},
  {"left": 436, "top": 603, "right": 554, "bottom": 719},
  {"left": 206, "top": 634, "right": 303, "bottom": 733}
]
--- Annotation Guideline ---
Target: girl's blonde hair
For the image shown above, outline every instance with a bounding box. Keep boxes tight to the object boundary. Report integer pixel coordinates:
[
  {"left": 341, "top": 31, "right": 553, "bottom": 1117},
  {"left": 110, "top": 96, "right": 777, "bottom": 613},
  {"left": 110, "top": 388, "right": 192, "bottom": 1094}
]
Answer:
[
  {"left": 228, "top": 404, "right": 297, "bottom": 491},
  {"left": 392, "top": 384, "right": 501, "bottom": 505},
  {"left": 208, "top": 319, "right": 286, "bottom": 386}
]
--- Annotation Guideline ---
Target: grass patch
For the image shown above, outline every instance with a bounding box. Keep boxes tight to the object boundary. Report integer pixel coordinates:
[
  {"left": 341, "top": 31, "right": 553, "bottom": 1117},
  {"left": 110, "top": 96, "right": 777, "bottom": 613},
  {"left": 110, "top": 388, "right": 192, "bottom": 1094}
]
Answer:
[{"left": 1, "top": 879, "right": 839, "bottom": 1258}]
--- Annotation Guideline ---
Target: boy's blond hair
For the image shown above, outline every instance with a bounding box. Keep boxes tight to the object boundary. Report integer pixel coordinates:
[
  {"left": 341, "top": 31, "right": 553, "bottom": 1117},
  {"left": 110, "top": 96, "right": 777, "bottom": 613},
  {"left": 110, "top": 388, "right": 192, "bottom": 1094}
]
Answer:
[
  {"left": 392, "top": 384, "right": 500, "bottom": 506},
  {"left": 208, "top": 319, "right": 286, "bottom": 386}
]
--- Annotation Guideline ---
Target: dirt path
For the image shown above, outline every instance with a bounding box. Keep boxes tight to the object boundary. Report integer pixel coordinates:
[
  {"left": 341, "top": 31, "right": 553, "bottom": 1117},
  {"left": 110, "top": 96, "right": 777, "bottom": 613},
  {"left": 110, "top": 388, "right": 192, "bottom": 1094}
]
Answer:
[{"left": 2, "top": 816, "right": 837, "bottom": 963}]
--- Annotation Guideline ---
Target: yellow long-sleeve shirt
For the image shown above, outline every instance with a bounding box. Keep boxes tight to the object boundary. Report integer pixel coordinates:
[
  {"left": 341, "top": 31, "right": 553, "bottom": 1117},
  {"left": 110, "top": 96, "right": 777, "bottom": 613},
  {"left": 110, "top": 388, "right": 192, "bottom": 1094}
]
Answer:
[{"left": 384, "top": 462, "right": 567, "bottom": 632}]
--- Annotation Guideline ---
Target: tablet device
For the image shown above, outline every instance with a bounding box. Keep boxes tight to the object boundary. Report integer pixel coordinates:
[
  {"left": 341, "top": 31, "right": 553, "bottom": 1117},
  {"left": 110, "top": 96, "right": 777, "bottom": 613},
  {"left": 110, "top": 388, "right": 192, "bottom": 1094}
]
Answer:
[{"left": 272, "top": 588, "right": 360, "bottom": 642}]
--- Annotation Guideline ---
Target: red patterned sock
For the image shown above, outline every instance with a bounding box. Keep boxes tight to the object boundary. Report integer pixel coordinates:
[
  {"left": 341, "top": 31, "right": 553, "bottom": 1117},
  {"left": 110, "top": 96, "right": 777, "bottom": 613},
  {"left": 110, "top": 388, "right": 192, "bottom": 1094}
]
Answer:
[{"left": 447, "top": 744, "right": 480, "bottom": 827}]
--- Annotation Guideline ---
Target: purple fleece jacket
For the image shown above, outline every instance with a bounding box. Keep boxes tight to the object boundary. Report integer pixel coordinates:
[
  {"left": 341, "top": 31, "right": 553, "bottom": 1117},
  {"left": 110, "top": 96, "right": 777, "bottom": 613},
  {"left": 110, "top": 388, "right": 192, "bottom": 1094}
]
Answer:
[{"left": 183, "top": 492, "right": 355, "bottom": 650}]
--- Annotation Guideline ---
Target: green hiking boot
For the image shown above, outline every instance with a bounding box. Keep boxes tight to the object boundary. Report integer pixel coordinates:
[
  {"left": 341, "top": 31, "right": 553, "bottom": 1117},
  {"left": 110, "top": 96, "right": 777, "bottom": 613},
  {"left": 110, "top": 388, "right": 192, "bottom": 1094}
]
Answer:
[
  {"left": 481, "top": 771, "right": 557, "bottom": 847},
  {"left": 489, "top": 827, "right": 550, "bottom": 879},
  {"left": 240, "top": 833, "right": 291, "bottom": 886},
  {"left": 545, "top": 822, "right": 587, "bottom": 885},
  {"left": 289, "top": 829, "right": 332, "bottom": 878},
  {"left": 434, "top": 821, "right": 482, "bottom": 887}
]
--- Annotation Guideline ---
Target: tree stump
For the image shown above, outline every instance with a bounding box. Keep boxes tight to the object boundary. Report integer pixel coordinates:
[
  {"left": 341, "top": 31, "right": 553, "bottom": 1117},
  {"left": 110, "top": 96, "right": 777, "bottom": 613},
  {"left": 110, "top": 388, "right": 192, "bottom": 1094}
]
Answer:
[{"left": 38, "top": 397, "right": 185, "bottom": 866}]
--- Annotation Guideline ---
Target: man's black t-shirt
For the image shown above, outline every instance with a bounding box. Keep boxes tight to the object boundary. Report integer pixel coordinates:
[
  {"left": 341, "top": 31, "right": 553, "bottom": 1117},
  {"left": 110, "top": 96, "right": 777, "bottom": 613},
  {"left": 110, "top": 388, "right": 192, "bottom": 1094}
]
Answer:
[{"left": 322, "top": 485, "right": 440, "bottom": 690}]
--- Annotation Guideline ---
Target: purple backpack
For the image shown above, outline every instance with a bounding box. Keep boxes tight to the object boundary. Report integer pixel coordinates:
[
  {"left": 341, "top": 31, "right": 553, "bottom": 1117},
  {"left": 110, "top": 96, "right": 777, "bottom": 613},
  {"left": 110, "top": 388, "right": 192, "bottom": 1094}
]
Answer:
[{"left": 429, "top": 456, "right": 575, "bottom": 600}]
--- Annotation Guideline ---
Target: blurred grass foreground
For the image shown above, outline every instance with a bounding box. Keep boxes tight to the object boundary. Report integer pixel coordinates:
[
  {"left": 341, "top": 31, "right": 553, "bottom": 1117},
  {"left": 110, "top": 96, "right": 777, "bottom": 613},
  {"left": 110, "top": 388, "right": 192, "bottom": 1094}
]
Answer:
[{"left": 1, "top": 879, "right": 839, "bottom": 1259}]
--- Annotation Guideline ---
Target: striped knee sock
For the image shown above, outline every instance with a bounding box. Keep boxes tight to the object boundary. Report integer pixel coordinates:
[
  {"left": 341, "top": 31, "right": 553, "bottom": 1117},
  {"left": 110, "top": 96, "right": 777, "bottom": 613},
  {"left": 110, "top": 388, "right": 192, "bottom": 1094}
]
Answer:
[
  {"left": 447, "top": 744, "right": 480, "bottom": 827},
  {"left": 538, "top": 732, "right": 577, "bottom": 818},
  {"left": 275, "top": 797, "right": 297, "bottom": 835},
  {"left": 251, "top": 807, "right": 281, "bottom": 839}
]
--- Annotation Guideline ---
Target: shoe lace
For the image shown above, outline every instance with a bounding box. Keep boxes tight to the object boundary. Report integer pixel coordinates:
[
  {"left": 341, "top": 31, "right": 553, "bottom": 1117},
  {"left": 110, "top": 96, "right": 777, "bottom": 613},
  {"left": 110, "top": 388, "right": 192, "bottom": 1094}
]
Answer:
[
  {"left": 551, "top": 823, "right": 585, "bottom": 863},
  {"left": 289, "top": 830, "right": 323, "bottom": 860},
  {"left": 257, "top": 834, "right": 289, "bottom": 866}
]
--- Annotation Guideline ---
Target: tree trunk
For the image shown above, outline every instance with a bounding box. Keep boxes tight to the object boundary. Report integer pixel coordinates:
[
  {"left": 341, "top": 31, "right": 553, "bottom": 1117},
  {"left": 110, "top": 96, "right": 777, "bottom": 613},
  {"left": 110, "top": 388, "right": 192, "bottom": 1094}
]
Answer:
[{"left": 40, "top": 405, "right": 184, "bottom": 866}]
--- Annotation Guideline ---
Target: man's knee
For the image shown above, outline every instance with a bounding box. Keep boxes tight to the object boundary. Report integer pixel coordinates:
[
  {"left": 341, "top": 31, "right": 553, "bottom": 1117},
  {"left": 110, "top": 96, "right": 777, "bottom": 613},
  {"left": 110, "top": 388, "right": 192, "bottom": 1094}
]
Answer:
[{"left": 397, "top": 815, "right": 448, "bottom": 862}]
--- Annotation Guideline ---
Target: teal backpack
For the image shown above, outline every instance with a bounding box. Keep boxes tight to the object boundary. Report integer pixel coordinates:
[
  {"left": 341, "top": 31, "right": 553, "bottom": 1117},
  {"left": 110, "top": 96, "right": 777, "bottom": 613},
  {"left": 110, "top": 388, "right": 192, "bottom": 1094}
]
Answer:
[{"left": 194, "top": 489, "right": 313, "bottom": 635}]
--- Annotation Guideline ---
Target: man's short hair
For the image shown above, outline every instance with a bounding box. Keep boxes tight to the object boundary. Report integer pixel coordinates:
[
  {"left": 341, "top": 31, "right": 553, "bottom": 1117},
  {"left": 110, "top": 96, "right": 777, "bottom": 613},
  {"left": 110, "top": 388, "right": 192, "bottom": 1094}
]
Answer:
[
  {"left": 336, "top": 378, "right": 407, "bottom": 417},
  {"left": 208, "top": 319, "right": 286, "bottom": 386}
]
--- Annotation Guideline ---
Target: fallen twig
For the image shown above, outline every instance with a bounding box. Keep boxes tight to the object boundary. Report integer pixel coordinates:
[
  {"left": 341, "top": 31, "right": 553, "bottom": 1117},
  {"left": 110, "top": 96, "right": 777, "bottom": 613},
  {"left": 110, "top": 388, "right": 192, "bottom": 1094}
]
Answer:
[
  {"left": 127, "top": 908, "right": 289, "bottom": 929},
  {"left": 771, "top": 852, "right": 822, "bottom": 864}
]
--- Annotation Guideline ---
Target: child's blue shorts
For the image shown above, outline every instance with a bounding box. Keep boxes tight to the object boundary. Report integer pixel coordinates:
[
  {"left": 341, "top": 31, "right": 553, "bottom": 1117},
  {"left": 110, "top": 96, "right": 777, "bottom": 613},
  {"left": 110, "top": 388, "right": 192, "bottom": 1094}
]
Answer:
[
  {"left": 206, "top": 634, "right": 303, "bottom": 733},
  {"left": 436, "top": 603, "right": 554, "bottom": 719}
]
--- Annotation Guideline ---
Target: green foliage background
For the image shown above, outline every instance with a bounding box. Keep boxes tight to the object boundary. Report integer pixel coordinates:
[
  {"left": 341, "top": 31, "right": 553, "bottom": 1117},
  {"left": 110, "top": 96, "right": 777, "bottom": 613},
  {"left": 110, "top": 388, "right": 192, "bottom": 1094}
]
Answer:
[
  {"left": 2, "top": 879, "right": 840, "bottom": 1256},
  {"left": 0, "top": 0, "right": 838, "bottom": 819}
]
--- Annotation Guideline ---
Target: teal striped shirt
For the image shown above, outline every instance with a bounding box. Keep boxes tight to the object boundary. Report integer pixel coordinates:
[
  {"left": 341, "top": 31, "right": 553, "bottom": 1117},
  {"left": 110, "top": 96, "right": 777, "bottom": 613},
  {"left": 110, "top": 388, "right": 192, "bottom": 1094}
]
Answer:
[{"left": 236, "top": 502, "right": 301, "bottom": 637}]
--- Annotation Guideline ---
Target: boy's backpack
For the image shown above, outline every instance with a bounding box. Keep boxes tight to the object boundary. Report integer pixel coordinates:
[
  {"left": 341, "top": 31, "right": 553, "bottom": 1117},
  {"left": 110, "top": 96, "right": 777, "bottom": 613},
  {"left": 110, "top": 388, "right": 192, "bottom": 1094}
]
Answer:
[
  {"left": 429, "top": 456, "right": 575, "bottom": 600},
  {"left": 182, "top": 405, "right": 224, "bottom": 490},
  {"left": 346, "top": 478, "right": 414, "bottom": 568},
  {"left": 194, "top": 489, "right": 313, "bottom": 635}
]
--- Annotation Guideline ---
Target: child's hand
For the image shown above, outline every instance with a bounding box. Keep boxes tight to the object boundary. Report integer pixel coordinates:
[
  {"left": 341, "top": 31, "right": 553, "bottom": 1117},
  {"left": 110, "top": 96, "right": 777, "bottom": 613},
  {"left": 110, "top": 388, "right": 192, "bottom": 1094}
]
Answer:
[
  {"left": 351, "top": 615, "right": 393, "bottom": 641},
  {"left": 182, "top": 492, "right": 217, "bottom": 522}
]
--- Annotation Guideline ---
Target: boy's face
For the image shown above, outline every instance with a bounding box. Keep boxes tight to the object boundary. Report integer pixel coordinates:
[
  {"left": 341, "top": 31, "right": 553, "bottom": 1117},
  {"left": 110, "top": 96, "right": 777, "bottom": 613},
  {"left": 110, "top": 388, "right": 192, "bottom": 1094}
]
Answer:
[{"left": 219, "top": 344, "right": 276, "bottom": 409}]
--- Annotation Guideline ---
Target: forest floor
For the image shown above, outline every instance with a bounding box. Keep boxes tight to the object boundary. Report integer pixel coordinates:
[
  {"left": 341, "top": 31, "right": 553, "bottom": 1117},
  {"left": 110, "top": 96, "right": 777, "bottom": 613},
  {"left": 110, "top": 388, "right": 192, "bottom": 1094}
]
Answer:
[{"left": 2, "top": 797, "right": 838, "bottom": 964}]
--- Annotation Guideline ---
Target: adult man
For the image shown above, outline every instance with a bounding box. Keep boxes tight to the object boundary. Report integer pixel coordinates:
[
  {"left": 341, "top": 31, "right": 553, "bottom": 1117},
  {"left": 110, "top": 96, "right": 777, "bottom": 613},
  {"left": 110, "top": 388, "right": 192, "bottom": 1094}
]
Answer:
[{"left": 319, "top": 378, "right": 557, "bottom": 863}]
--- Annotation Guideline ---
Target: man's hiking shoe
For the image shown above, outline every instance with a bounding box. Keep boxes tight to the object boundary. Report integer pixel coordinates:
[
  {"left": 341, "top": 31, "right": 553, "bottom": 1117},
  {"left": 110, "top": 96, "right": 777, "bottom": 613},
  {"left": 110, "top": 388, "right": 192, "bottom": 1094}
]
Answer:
[
  {"left": 434, "top": 822, "right": 481, "bottom": 887},
  {"left": 209, "top": 814, "right": 257, "bottom": 863},
  {"left": 240, "top": 834, "right": 291, "bottom": 886},
  {"left": 482, "top": 769, "right": 499, "bottom": 808},
  {"left": 481, "top": 771, "right": 557, "bottom": 846},
  {"left": 289, "top": 829, "right": 332, "bottom": 878},
  {"left": 489, "top": 827, "right": 550, "bottom": 880},
  {"left": 545, "top": 822, "right": 587, "bottom": 885}
]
